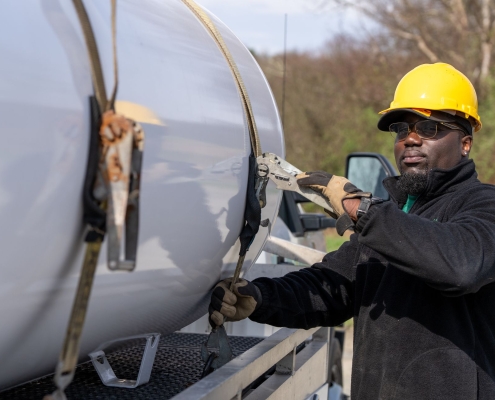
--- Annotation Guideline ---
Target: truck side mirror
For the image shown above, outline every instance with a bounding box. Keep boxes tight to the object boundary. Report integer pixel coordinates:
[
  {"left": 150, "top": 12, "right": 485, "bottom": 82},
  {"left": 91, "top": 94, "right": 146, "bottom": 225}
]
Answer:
[{"left": 345, "top": 153, "right": 398, "bottom": 200}]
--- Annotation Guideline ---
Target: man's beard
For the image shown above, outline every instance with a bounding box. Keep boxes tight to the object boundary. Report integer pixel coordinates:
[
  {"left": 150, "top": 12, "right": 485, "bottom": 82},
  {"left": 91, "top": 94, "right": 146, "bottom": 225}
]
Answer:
[{"left": 397, "top": 165, "right": 429, "bottom": 195}]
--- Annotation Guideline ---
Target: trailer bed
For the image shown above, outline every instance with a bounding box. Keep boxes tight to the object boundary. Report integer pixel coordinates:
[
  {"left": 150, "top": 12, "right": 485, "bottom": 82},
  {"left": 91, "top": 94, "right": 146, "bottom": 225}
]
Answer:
[{"left": 0, "top": 333, "right": 264, "bottom": 400}]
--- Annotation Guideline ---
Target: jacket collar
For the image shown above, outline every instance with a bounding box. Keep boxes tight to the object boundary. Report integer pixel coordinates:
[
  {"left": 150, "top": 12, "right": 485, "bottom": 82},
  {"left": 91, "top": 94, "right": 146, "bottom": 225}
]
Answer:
[{"left": 383, "top": 159, "right": 478, "bottom": 208}]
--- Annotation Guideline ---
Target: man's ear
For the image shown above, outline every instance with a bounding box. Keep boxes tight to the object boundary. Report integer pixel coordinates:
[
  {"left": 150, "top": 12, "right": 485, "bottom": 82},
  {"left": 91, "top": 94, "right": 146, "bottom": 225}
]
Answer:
[{"left": 461, "top": 135, "right": 473, "bottom": 154}]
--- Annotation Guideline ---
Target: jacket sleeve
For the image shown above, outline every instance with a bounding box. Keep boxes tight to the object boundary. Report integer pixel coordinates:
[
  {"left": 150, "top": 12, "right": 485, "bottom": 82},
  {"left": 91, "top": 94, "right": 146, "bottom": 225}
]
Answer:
[
  {"left": 249, "top": 234, "right": 359, "bottom": 329},
  {"left": 356, "top": 187, "right": 495, "bottom": 296}
]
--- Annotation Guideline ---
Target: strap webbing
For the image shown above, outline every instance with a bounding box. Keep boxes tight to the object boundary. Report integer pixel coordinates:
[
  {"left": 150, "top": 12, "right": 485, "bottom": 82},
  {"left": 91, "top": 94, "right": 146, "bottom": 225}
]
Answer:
[
  {"left": 181, "top": 2, "right": 265, "bottom": 337},
  {"left": 57, "top": 239, "right": 102, "bottom": 374},
  {"left": 181, "top": 0, "right": 262, "bottom": 158},
  {"left": 72, "top": 0, "right": 107, "bottom": 112},
  {"left": 181, "top": 0, "right": 264, "bottom": 272},
  {"left": 46, "top": 2, "right": 119, "bottom": 399},
  {"left": 108, "top": 0, "right": 118, "bottom": 111},
  {"left": 72, "top": 0, "right": 118, "bottom": 113}
]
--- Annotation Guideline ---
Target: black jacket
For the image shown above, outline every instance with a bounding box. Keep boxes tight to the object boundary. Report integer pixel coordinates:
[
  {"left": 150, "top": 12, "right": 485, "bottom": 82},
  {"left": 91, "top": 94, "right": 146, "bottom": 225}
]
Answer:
[{"left": 250, "top": 160, "right": 495, "bottom": 400}]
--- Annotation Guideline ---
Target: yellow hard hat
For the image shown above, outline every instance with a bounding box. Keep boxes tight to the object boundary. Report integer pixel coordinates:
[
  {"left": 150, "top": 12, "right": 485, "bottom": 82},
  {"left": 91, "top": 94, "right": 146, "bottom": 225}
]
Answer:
[{"left": 377, "top": 63, "right": 481, "bottom": 133}]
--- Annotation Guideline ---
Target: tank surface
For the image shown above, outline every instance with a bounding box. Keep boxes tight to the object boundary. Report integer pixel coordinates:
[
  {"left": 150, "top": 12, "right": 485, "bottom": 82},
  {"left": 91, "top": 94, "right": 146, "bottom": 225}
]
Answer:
[{"left": 0, "top": 0, "right": 284, "bottom": 389}]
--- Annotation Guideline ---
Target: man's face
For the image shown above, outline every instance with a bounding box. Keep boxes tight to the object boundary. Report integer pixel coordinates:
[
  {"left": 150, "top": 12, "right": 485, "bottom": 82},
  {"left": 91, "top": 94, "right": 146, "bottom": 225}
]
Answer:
[{"left": 393, "top": 113, "right": 472, "bottom": 175}]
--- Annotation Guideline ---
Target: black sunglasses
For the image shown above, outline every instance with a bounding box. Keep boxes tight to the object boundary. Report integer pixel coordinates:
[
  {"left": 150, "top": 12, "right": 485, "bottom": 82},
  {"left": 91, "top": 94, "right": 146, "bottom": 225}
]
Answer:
[{"left": 389, "top": 120, "right": 468, "bottom": 141}]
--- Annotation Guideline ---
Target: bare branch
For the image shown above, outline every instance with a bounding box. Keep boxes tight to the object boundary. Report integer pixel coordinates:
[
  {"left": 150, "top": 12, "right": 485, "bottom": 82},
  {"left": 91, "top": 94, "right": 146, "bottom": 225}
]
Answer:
[
  {"left": 480, "top": 0, "right": 492, "bottom": 83},
  {"left": 452, "top": 0, "right": 469, "bottom": 30},
  {"left": 413, "top": 34, "right": 440, "bottom": 63},
  {"left": 446, "top": 49, "right": 466, "bottom": 66},
  {"left": 323, "top": 0, "right": 495, "bottom": 91},
  {"left": 436, "top": 0, "right": 467, "bottom": 36}
]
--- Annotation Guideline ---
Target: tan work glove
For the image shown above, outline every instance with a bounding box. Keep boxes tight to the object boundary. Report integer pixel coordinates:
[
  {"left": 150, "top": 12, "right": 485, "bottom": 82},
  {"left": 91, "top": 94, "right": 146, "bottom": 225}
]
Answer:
[
  {"left": 297, "top": 171, "right": 371, "bottom": 235},
  {"left": 208, "top": 278, "right": 262, "bottom": 328}
]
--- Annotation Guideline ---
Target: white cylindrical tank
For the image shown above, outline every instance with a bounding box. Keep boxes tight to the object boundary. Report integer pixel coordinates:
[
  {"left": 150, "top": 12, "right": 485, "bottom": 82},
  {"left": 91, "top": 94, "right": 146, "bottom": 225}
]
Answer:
[{"left": 0, "top": 0, "right": 284, "bottom": 389}]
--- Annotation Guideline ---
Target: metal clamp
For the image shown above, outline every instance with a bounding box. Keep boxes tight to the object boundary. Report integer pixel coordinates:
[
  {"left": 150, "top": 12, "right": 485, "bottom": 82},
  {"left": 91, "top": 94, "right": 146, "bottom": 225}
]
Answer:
[
  {"left": 256, "top": 152, "right": 336, "bottom": 215},
  {"left": 89, "top": 333, "right": 160, "bottom": 388},
  {"left": 200, "top": 325, "right": 233, "bottom": 376}
]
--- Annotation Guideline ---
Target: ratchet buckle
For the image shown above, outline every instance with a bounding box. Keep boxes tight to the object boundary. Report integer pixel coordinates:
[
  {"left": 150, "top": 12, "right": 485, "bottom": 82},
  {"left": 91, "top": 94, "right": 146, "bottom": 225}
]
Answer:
[{"left": 255, "top": 153, "right": 335, "bottom": 215}]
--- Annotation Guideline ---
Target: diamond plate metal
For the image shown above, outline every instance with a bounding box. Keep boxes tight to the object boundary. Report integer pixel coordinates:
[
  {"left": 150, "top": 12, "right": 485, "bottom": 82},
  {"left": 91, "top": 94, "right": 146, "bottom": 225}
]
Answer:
[{"left": 0, "top": 333, "right": 263, "bottom": 400}]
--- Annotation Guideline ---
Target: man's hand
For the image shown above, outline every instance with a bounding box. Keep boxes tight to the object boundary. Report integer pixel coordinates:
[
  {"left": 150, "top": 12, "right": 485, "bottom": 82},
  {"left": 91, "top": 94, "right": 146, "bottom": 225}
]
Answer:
[
  {"left": 342, "top": 198, "right": 362, "bottom": 221},
  {"left": 208, "top": 278, "right": 262, "bottom": 328},
  {"left": 297, "top": 171, "right": 371, "bottom": 234}
]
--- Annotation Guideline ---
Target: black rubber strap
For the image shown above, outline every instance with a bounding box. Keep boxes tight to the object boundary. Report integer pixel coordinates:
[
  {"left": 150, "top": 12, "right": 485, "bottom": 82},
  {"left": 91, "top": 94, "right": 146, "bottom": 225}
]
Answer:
[
  {"left": 356, "top": 197, "right": 372, "bottom": 220},
  {"left": 83, "top": 97, "right": 106, "bottom": 242},
  {"left": 238, "top": 154, "right": 262, "bottom": 256}
]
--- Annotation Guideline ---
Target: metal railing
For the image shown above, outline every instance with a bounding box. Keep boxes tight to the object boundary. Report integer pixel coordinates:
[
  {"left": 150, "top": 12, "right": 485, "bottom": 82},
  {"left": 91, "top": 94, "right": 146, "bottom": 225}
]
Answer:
[{"left": 172, "top": 326, "right": 334, "bottom": 400}]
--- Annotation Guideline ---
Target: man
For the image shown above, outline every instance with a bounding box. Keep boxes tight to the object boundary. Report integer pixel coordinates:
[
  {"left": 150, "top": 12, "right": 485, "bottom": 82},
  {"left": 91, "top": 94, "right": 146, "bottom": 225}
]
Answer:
[{"left": 209, "top": 63, "right": 495, "bottom": 399}]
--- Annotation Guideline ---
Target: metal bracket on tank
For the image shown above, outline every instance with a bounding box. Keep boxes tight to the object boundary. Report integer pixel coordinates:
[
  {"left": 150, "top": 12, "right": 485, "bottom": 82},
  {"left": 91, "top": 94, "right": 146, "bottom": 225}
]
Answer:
[
  {"left": 93, "top": 113, "right": 145, "bottom": 272},
  {"left": 89, "top": 333, "right": 160, "bottom": 388}
]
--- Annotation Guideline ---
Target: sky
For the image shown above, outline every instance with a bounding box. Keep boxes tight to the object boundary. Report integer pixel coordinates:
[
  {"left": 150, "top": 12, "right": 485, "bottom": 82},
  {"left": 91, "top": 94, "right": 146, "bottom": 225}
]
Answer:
[{"left": 199, "top": 0, "right": 374, "bottom": 55}]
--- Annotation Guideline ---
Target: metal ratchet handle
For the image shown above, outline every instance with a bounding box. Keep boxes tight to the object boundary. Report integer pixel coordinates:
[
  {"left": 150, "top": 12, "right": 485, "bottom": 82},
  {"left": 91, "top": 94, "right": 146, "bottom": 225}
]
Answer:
[{"left": 257, "top": 153, "right": 336, "bottom": 214}]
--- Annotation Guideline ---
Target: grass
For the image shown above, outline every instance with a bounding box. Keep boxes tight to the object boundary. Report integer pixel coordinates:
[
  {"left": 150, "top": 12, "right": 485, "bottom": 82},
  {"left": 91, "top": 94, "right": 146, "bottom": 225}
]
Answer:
[{"left": 325, "top": 228, "right": 351, "bottom": 252}]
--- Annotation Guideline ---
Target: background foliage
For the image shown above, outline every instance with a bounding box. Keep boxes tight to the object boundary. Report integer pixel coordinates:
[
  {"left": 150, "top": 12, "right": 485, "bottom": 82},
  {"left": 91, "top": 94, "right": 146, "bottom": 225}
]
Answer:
[{"left": 254, "top": 0, "right": 495, "bottom": 183}]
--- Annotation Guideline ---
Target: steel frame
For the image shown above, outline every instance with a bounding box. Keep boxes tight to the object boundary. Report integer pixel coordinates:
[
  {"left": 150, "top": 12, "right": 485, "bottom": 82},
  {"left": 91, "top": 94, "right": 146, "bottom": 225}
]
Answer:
[{"left": 172, "top": 327, "right": 334, "bottom": 400}]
